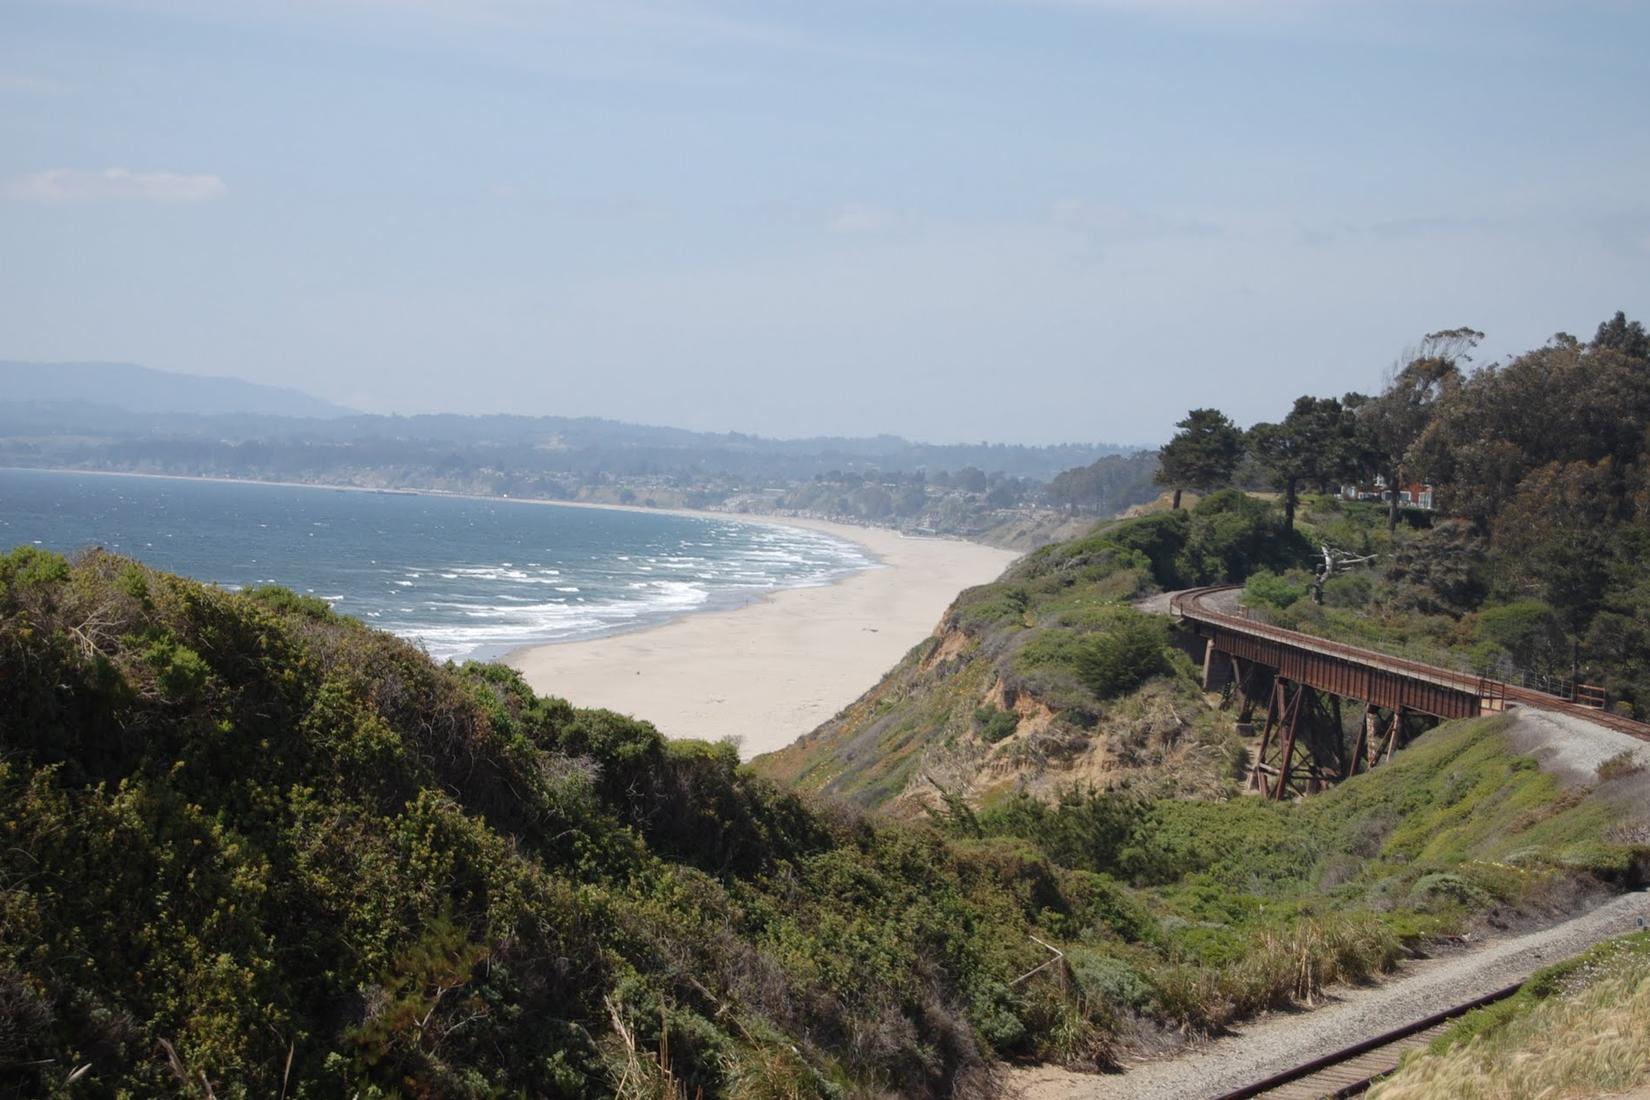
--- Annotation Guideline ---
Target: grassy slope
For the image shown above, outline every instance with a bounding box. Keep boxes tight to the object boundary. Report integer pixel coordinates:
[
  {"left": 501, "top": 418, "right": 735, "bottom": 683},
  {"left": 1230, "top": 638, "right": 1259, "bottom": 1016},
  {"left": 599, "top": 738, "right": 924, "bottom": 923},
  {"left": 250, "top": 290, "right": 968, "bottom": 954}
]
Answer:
[{"left": 0, "top": 548, "right": 1071, "bottom": 1099}]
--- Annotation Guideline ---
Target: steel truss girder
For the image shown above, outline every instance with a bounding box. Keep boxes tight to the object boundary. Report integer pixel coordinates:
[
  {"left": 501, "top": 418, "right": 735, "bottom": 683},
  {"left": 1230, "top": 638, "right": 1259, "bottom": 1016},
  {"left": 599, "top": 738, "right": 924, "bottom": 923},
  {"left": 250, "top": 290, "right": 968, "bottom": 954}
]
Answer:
[{"left": 1248, "top": 679, "right": 1434, "bottom": 800}]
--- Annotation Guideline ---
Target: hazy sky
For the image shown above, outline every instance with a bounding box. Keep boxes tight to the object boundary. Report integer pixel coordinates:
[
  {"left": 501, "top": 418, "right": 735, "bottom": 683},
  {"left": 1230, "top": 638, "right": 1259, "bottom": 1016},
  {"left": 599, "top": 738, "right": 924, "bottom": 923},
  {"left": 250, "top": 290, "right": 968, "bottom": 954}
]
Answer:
[{"left": 2, "top": 1, "right": 1646, "bottom": 445}]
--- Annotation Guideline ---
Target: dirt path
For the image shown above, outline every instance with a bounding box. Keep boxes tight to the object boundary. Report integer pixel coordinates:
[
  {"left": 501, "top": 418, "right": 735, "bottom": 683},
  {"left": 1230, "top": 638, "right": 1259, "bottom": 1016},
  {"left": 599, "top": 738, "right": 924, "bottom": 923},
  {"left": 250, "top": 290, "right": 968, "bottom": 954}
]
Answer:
[{"left": 1012, "top": 890, "right": 1650, "bottom": 1100}]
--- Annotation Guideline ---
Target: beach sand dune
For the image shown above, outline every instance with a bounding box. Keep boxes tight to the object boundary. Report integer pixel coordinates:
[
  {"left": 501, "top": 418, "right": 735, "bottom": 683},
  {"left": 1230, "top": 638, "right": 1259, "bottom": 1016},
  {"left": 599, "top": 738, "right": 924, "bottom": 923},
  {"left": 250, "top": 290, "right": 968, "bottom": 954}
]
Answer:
[{"left": 507, "top": 519, "right": 1019, "bottom": 757}]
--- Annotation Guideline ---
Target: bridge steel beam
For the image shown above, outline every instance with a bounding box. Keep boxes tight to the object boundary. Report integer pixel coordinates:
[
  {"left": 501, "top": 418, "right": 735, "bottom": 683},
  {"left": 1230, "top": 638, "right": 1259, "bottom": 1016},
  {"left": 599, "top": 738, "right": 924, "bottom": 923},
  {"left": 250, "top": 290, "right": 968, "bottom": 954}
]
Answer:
[
  {"left": 1198, "top": 623, "right": 1482, "bottom": 721},
  {"left": 1249, "top": 678, "right": 1358, "bottom": 800}
]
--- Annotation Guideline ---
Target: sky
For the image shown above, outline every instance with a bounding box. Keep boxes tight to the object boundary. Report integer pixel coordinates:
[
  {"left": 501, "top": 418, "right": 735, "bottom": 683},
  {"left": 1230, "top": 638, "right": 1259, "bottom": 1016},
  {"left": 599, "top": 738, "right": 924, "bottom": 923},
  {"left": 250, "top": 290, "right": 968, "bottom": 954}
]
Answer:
[{"left": 1, "top": 0, "right": 1647, "bottom": 446}]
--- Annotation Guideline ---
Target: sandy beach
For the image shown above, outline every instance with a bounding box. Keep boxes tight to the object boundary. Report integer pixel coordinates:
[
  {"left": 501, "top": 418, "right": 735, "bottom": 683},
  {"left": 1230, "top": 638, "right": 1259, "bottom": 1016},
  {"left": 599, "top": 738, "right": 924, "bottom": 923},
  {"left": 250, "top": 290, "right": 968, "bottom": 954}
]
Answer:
[{"left": 507, "top": 519, "right": 1020, "bottom": 757}]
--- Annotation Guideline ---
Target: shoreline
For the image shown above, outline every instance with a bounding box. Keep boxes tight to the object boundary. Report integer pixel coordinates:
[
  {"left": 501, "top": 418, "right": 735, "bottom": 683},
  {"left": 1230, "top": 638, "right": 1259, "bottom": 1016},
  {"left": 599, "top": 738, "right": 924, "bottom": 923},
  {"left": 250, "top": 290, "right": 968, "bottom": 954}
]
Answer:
[
  {"left": 0, "top": 462, "right": 978, "bottom": 552},
  {"left": 506, "top": 520, "right": 1020, "bottom": 757},
  {"left": 6, "top": 468, "right": 1021, "bottom": 754},
  {"left": 492, "top": 512, "right": 890, "bottom": 665}
]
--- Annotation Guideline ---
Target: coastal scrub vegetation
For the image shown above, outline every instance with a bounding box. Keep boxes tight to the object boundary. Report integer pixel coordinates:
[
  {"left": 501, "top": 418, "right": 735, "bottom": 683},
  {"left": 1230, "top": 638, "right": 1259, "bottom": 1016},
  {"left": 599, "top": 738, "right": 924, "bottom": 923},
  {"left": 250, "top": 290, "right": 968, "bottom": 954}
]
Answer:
[
  {"left": 6, "top": 549, "right": 1648, "bottom": 1096},
  {"left": 8, "top": 312, "right": 1650, "bottom": 1095}
]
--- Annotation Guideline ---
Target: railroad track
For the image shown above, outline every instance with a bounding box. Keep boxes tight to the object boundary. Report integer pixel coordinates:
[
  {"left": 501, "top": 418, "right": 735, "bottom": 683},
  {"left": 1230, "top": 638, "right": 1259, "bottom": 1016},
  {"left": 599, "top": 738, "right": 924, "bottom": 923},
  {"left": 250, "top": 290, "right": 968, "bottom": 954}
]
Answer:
[
  {"left": 1171, "top": 585, "right": 1650, "bottom": 742},
  {"left": 1210, "top": 983, "right": 1521, "bottom": 1099}
]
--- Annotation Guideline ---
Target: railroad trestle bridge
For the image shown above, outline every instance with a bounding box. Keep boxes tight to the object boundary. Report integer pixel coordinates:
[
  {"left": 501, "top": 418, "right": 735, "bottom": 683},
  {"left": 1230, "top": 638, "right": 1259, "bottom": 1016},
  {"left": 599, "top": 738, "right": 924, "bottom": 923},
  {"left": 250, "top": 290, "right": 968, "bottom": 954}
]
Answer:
[{"left": 1170, "top": 586, "right": 1514, "bottom": 799}]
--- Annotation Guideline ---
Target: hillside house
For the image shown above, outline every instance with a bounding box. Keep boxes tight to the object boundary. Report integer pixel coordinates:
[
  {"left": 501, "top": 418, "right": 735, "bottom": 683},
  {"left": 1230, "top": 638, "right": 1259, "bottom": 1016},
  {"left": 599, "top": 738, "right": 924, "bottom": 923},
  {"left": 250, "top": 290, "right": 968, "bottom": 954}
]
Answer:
[{"left": 1339, "top": 476, "right": 1434, "bottom": 510}]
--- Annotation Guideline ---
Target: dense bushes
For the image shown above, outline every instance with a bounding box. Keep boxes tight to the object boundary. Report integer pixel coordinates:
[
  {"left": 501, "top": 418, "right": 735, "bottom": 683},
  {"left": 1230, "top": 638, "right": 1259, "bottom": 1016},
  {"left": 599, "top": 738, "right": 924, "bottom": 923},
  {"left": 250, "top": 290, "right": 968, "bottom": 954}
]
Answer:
[
  {"left": 1176, "top": 491, "right": 1311, "bottom": 586},
  {"left": 1088, "top": 491, "right": 1310, "bottom": 590},
  {"left": 1474, "top": 600, "right": 1566, "bottom": 678},
  {"left": 1015, "top": 611, "right": 1171, "bottom": 703},
  {"left": 0, "top": 548, "right": 1069, "bottom": 1098},
  {"left": 1003, "top": 490, "right": 1308, "bottom": 599}
]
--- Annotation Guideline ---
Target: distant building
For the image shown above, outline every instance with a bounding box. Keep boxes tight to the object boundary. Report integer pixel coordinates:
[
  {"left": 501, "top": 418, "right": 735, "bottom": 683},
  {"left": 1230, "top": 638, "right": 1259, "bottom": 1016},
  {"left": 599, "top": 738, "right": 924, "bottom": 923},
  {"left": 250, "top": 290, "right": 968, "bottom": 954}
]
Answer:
[{"left": 1338, "top": 475, "right": 1434, "bottom": 511}]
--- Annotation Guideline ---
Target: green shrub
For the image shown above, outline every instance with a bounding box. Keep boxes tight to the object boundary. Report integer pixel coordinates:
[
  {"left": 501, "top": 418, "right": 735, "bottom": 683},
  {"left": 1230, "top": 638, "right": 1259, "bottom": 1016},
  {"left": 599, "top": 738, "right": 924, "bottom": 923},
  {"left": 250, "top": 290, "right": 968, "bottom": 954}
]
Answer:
[
  {"left": 974, "top": 704, "right": 1020, "bottom": 743},
  {"left": 1320, "top": 571, "right": 1375, "bottom": 609},
  {"left": 140, "top": 635, "right": 211, "bottom": 698},
  {"left": 1077, "top": 612, "right": 1170, "bottom": 698},
  {"left": 0, "top": 544, "right": 70, "bottom": 594},
  {"left": 1244, "top": 570, "right": 1309, "bottom": 610},
  {"left": 954, "top": 583, "right": 1031, "bottom": 631},
  {"left": 244, "top": 584, "right": 336, "bottom": 620},
  {"left": 1068, "top": 950, "right": 1154, "bottom": 1014},
  {"left": 1408, "top": 872, "right": 1492, "bottom": 913},
  {"left": 1176, "top": 491, "right": 1310, "bottom": 585},
  {"left": 1101, "top": 510, "right": 1191, "bottom": 589}
]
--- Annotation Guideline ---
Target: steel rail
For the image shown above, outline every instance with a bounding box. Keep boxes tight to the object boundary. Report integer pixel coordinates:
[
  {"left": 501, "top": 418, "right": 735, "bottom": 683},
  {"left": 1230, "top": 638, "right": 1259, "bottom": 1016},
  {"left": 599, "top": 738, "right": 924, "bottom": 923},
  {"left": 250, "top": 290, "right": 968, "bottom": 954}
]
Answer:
[
  {"left": 1208, "top": 981, "right": 1523, "bottom": 1099},
  {"left": 1171, "top": 585, "right": 1650, "bottom": 741}
]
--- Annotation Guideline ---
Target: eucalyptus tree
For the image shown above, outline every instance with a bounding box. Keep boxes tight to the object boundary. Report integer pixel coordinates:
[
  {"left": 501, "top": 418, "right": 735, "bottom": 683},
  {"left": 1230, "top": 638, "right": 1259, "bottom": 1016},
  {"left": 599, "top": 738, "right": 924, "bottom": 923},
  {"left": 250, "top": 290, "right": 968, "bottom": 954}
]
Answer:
[{"left": 1357, "top": 327, "right": 1476, "bottom": 532}]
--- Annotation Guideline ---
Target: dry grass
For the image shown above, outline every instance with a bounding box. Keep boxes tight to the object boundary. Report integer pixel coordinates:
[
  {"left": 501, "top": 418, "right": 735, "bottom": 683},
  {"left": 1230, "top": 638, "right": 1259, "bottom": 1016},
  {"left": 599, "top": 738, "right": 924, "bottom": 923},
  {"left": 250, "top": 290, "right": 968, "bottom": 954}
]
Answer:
[
  {"left": 1369, "top": 953, "right": 1650, "bottom": 1100},
  {"left": 1153, "top": 915, "right": 1403, "bottom": 1032},
  {"left": 604, "top": 996, "right": 698, "bottom": 1100}
]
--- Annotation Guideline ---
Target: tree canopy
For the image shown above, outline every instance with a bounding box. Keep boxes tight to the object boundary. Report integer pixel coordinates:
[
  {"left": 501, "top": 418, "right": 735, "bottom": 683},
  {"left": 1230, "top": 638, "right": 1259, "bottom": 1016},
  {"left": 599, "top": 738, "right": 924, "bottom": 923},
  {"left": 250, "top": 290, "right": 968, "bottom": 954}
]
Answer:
[
  {"left": 1248, "top": 396, "right": 1360, "bottom": 529},
  {"left": 1155, "top": 407, "right": 1245, "bottom": 509},
  {"left": 1355, "top": 327, "right": 1475, "bottom": 531}
]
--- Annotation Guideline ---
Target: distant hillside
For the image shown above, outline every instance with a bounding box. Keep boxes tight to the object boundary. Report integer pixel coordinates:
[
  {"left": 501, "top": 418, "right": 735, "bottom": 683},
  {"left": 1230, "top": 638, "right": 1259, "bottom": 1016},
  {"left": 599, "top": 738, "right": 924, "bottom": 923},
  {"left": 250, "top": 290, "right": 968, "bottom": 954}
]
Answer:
[
  {"left": 0, "top": 397, "right": 1128, "bottom": 481},
  {"left": 0, "top": 363, "right": 1150, "bottom": 539},
  {"left": 0, "top": 361, "right": 356, "bottom": 419}
]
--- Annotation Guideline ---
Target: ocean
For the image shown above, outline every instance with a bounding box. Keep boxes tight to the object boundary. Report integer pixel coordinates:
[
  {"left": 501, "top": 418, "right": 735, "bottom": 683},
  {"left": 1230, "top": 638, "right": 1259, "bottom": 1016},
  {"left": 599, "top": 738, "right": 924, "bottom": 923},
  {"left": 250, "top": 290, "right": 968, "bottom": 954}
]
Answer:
[{"left": 0, "top": 469, "right": 873, "bottom": 661}]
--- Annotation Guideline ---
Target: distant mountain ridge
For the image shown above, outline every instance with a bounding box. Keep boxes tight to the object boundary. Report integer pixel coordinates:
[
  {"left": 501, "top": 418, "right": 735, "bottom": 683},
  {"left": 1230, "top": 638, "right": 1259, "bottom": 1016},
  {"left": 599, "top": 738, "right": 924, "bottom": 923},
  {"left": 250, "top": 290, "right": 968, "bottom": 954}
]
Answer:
[
  {"left": 0, "top": 361, "right": 1137, "bottom": 482},
  {"left": 0, "top": 361, "right": 358, "bottom": 420}
]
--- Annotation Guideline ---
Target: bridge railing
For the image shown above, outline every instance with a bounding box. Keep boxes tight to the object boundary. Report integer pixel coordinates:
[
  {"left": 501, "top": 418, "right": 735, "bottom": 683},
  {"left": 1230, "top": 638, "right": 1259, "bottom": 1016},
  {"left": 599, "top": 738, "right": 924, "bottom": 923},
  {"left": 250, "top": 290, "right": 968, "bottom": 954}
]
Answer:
[
  {"left": 1170, "top": 586, "right": 1505, "bottom": 707},
  {"left": 1171, "top": 585, "right": 1650, "bottom": 740}
]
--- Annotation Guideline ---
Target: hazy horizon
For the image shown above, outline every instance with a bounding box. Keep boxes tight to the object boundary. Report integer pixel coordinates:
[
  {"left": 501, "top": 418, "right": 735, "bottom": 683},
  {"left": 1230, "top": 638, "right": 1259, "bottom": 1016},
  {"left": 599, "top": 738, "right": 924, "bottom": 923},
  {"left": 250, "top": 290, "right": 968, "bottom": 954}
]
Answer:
[
  {"left": 2, "top": 357, "right": 1156, "bottom": 448},
  {"left": 3, "top": 0, "right": 1647, "bottom": 444}
]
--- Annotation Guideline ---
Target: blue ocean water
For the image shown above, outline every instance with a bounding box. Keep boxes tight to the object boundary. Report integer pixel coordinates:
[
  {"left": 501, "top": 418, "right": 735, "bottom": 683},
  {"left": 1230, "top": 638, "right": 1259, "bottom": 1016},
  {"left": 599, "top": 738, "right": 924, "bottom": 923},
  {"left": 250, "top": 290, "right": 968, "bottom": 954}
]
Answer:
[{"left": 0, "top": 469, "right": 873, "bottom": 661}]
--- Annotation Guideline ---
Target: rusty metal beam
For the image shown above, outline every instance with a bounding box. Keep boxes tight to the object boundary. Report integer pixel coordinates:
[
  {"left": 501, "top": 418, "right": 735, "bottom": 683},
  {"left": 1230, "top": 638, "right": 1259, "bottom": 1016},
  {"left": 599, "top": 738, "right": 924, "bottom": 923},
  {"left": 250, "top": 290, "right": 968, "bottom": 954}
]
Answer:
[
  {"left": 1197, "top": 623, "right": 1483, "bottom": 721},
  {"left": 1273, "top": 680, "right": 1306, "bottom": 800}
]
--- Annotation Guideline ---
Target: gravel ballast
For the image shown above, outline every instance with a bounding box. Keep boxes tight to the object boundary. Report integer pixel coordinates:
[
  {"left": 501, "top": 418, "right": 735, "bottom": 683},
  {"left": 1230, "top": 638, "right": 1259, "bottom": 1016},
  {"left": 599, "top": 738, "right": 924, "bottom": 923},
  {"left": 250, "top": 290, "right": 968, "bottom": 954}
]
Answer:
[
  {"left": 1011, "top": 706, "right": 1650, "bottom": 1100},
  {"left": 1012, "top": 890, "right": 1650, "bottom": 1100}
]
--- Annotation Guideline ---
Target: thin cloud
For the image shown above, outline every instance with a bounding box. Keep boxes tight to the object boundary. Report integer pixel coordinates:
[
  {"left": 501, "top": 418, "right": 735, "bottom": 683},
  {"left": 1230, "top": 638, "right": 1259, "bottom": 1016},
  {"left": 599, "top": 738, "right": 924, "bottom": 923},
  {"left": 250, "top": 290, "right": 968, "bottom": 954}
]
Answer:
[
  {"left": 827, "top": 203, "right": 902, "bottom": 235},
  {"left": 1051, "top": 199, "right": 1221, "bottom": 246},
  {"left": 3, "top": 168, "right": 228, "bottom": 204},
  {"left": 59, "top": 0, "right": 931, "bottom": 79},
  {"left": 1014, "top": 0, "right": 1340, "bottom": 24}
]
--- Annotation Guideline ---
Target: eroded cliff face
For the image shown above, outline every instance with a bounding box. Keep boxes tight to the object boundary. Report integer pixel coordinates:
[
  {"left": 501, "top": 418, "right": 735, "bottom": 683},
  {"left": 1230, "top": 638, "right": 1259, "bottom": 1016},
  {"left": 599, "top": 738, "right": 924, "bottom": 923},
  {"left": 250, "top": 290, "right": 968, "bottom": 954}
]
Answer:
[
  {"left": 756, "top": 498, "right": 1317, "bottom": 814},
  {"left": 756, "top": 606, "right": 1240, "bottom": 816}
]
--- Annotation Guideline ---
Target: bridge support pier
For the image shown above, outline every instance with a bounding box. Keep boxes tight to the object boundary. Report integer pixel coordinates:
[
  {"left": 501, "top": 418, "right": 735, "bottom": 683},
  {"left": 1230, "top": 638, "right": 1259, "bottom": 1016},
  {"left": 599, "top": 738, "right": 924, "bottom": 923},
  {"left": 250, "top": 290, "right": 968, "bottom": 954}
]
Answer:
[
  {"left": 1250, "top": 679, "right": 1349, "bottom": 800},
  {"left": 1219, "top": 654, "right": 1267, "bottom": 724},
  {"left": 1176, "top": 586, "right": 1499, "bottom": 798},
  {"left": 1250, "top": 692, "right": 1437, "bottom": 798},
  {"left": 1350, "top": 704, "right": 1394, "bottom": 775}
]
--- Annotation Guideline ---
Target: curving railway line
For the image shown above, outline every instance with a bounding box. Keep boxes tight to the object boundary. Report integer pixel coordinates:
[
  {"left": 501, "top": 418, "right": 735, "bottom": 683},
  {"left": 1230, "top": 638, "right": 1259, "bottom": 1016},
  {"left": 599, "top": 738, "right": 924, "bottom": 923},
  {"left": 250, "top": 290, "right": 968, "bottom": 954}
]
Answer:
[{"left": 1168, "top": 585, "right": 1650, "bottom": 794}]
